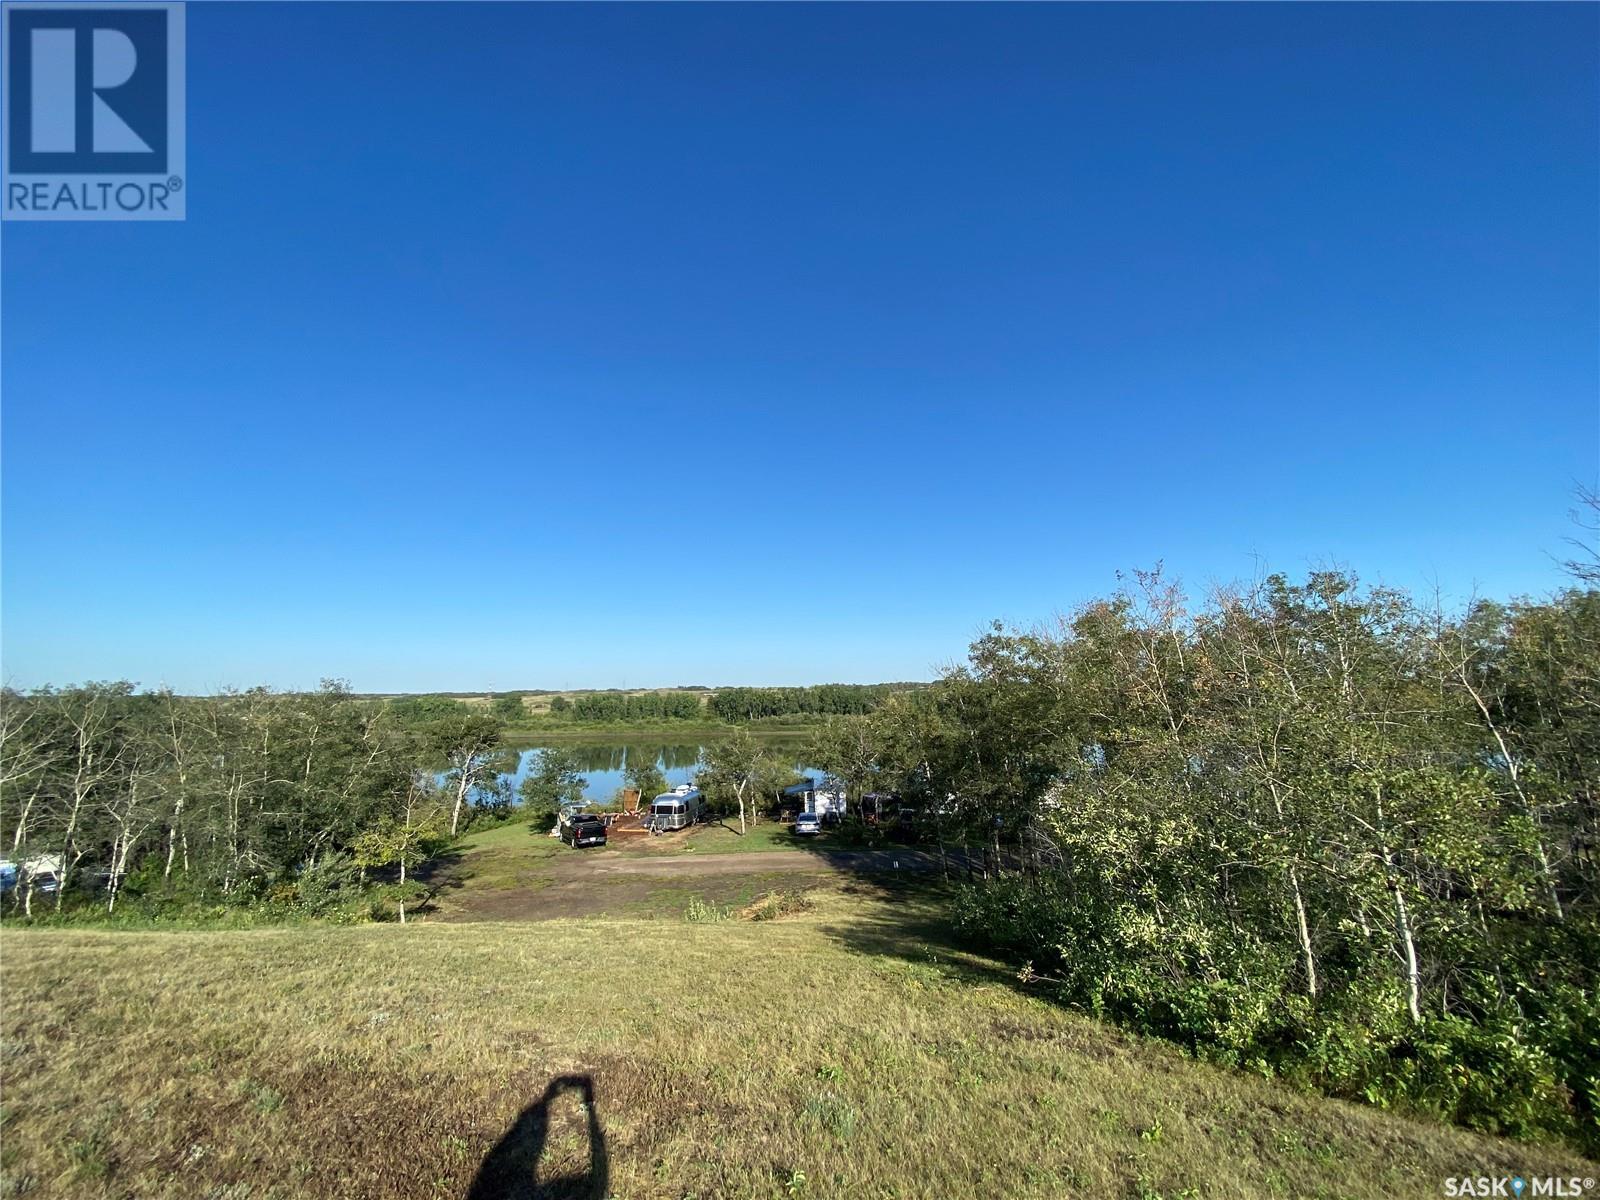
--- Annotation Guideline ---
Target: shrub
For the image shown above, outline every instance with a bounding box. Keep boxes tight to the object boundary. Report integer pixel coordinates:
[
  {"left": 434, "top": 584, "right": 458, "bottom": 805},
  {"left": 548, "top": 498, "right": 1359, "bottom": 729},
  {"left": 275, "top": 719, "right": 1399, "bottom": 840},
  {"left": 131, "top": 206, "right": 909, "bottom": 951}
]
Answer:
[
  {"left": 950, "top": 876, "right": 1598, "bottom": 1153},
  {"left": 739, "top": 890, "right": 813, "bottom": 921},
  {"left": 295, "top": 853, "right": 362, "bottom": 915},
  {"left": 684, "top": 896, "right": 731, "bottom": 923}
]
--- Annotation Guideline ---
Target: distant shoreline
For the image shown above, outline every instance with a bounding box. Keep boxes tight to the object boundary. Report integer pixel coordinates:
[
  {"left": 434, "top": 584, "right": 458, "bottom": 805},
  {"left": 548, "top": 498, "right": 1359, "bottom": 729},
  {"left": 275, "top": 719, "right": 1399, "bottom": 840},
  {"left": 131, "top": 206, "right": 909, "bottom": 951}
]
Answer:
[{"left": 499, "top": 722, "right": 814, "bottom": 743}]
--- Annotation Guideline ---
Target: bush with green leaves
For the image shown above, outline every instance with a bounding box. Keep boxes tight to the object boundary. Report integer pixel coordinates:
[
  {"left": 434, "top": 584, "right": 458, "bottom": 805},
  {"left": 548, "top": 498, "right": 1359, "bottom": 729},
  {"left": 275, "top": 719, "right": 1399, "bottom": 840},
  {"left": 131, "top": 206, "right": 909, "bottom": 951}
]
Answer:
[{"left": 954, "top": 877, "right": 1596, "bottom": 1148}]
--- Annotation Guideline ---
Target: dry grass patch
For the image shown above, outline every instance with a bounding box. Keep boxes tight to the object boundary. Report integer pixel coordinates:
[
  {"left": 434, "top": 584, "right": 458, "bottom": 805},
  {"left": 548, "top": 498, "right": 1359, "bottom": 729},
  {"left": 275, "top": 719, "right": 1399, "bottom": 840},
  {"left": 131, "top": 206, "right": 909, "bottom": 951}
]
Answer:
[
  {"left": 738, "top": 890, "right": 814, "bottom": 922},
  {"left": 1, "top": 899, "right": 1593, "bottom": 1200}
]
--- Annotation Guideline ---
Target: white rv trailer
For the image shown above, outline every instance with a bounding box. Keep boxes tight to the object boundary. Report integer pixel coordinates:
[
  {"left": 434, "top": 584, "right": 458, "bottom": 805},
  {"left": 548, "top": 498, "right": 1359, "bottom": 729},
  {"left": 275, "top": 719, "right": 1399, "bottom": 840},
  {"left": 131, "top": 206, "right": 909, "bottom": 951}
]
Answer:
[
  {"left": 783, "top": 777, "right": 848, "bottom": 818},
  {"left": 649, "top": 784, "right": 705, "bottom": 831},
  {"left": 810, "top": 788, "right": 847, "bottom": 818}
]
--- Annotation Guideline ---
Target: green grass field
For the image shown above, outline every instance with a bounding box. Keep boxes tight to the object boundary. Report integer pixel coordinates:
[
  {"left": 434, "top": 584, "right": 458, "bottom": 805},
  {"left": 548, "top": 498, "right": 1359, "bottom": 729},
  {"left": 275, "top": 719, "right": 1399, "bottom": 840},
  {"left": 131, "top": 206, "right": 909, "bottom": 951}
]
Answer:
[
  {"left": 3, "top": 839, "right": 1594, "bottom": 1199},
  {"left": 454, "top": 816, "right": 826, "bottom": 862},
  {"left": 634, "top": 819, "right": 829, "bottom": 855}
]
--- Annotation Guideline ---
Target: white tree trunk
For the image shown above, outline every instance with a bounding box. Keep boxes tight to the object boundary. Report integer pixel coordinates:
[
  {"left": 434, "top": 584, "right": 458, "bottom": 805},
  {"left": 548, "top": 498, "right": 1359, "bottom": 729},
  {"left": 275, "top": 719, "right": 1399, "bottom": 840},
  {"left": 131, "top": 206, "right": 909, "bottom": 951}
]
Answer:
[
  {"left": 10, "top": 787, "right": 38, "bottom": 853},
  {"left": 450, "top": 767, "right": 472, "bottom": 836},
  {"left": 107, "top": 831, "right": 134, "bottom": 913},
  {"left": 1391, "top": 875, "right": 1422, "bottom": 1023},
  {"left": 1289, "top": 865, "right": 1318, "bottom": 999}
]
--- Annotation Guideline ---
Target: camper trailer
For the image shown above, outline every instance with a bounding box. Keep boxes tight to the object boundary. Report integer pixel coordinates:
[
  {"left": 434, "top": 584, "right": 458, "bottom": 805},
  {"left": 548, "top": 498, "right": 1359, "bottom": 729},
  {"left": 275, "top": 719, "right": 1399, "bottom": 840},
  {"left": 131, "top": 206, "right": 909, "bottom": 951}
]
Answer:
[
  {"left": 648, "top": 784, "right": 706, "bottom": 832},
  {"left": 783, "top": 777, "right": 848, "bottom": 821}
]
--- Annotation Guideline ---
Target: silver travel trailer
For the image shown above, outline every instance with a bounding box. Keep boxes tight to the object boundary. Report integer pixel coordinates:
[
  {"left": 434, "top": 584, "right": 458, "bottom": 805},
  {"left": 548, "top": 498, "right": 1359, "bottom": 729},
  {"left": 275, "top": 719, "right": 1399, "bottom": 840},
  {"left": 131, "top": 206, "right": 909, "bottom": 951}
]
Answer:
[{"left": 648, "top": 784, "right": 706, "bottom": 831}]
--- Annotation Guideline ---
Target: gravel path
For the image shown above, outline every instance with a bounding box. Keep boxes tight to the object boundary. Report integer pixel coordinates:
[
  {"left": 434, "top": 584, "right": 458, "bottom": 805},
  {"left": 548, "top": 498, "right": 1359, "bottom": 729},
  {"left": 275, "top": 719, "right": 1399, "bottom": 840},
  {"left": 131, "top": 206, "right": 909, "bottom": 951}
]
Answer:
[{"left": 584, "top": 848, "right": 962, "bottom": 876}]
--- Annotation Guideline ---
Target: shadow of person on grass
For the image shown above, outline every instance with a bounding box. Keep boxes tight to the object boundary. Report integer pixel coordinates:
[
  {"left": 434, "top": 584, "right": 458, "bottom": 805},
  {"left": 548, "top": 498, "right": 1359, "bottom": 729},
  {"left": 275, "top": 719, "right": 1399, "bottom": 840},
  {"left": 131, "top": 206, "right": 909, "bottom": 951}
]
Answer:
[{"left": 466, "top": 1075, "right": 609, "bottom": 1200}]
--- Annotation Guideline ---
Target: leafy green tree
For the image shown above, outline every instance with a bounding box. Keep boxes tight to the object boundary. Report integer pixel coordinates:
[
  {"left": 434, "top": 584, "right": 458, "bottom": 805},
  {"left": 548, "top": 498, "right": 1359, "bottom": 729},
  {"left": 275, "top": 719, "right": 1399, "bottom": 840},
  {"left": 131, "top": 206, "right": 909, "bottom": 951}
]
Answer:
[
  {"left": 387, "top": 694, "right": 469, "bottom": 724},
  {"left": 353, "top": 779, "right": 450, "bottom": 923},
  {"left": 699, "top": 730, "right": 781, "bottom": 834},
  {"left": 353, "top": 820, "right": 443, "bottom": 885},
  {"left": 804, "top": 717, "right": 882, "bottom": 811},
  {"left": 519, "top": 747, "right": 588, "bottom": 829},
  {"left": 491, "top": 694, "right": 526, "bottom": 722},
  {"left": 431, "top": 712, "right": 504, "bottom": 836},
  {"left": 624, "top": 756, "right": 668, "bottom": 808}
]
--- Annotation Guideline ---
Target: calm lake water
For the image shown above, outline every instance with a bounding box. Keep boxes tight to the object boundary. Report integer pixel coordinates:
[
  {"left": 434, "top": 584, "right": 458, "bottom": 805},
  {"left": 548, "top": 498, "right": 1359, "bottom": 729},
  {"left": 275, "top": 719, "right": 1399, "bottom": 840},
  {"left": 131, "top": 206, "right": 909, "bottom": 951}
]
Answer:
[{"left": 488, "top": 742, "right": 824, "bottom": 805}]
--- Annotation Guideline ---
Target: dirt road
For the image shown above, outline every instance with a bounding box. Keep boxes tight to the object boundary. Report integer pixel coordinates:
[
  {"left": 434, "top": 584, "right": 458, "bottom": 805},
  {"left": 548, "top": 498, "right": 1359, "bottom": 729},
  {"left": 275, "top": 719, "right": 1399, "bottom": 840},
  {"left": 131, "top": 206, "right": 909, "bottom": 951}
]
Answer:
[
  {"left": 432, "top": 845, "right": 967, "bottom": 922},
  {"left": 585, "top": 848, "right": 958, "bottom": 876}
]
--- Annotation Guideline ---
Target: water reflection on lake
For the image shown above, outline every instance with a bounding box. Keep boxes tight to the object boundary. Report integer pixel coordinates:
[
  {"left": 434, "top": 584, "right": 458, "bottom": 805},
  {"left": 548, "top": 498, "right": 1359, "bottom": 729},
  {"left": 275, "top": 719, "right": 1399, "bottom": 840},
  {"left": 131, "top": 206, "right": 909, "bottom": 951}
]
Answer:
[{"left": 492, "top": 742, "right": 821, "bottom": 805}]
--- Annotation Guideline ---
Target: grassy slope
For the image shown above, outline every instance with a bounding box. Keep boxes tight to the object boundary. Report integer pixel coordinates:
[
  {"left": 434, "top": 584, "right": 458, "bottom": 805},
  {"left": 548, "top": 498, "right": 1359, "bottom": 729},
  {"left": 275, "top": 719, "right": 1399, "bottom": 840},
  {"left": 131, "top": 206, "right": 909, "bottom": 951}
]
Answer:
[{"left": 4, "top": 881, "right": 1594, "bottom": 1200}]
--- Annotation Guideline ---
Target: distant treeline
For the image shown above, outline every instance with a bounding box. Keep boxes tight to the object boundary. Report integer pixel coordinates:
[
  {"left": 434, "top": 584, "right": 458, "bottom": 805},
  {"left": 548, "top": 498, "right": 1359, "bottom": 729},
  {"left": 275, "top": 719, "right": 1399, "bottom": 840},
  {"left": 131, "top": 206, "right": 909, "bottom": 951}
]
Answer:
[
  {"left": 706, "top": 684, "right": 916, "bottom": 722},
  {"left": 372, "top": 684, "right": 923, "bottom": 727},
  {"left": 546, "top": 683, "right": 922, "bottom": 724},
  {"left": 557, "top": 691, "right": 706, "bottom": 722}
]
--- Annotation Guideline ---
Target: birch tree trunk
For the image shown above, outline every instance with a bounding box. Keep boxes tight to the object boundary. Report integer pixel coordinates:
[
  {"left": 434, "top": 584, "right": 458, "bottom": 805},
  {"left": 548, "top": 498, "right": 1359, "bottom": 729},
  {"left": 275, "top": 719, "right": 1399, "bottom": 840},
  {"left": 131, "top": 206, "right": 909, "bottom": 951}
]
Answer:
[
  {"left": 1288, "top": 864, "right": 1318, "bottom": 999},
  {"left": 451, "top": 766, "right": 472, "bottom": 836},
  {"left": 1369, "top": 782, "right": 1423, "bottom": 1023},
  {"left": 1389, "top": 868, "right": 1422, "bottom": 1023}
]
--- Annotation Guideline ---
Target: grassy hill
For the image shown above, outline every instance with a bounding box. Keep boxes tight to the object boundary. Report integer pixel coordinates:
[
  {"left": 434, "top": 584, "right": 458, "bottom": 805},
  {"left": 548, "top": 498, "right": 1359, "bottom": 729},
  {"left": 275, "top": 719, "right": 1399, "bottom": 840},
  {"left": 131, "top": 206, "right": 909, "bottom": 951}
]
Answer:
[{"left": 5, "top": 860, "right": 1595, "bottom": 1200}]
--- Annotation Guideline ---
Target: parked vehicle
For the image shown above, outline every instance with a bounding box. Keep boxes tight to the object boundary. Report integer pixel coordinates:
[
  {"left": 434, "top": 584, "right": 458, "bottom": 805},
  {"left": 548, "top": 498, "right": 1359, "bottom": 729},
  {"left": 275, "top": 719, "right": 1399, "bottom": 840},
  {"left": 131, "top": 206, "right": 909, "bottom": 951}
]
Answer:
[
  {"left": 781, "top": 777, "right": 848, "bottom": 819},
  {"left": 793, "top": 811, "right": 822, "bottom": 836},
  {"left": 6, "top": 854, "right": 62, "bottom": 894},
  {"left": 649, "top": 784, "right": 705, "bottom": 831},
  {"left": 560, "top": 813, "right": 608, "bottom": 848}
]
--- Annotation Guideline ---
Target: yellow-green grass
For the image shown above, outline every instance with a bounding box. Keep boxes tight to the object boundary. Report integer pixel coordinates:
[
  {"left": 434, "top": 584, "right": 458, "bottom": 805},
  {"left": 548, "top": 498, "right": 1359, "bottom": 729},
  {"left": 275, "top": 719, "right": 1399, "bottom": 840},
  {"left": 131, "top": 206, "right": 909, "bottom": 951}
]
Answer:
[
  {"left": 443, "top": 822, "right": 563, "bottom": 892},
  {"left": 3, "top": 888, "right": 1591, "bottom": 1199},
  {"left": 459, "top": 811, "right": 838, "bottom": 861},
  {"left": 636, "top": 820, "right": 827, "bottom": 856}
]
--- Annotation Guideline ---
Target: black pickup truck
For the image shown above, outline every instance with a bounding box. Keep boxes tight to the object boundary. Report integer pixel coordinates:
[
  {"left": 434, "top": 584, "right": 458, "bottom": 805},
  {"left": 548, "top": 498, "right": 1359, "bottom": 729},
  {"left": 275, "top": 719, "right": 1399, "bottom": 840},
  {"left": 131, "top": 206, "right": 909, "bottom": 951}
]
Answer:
[{"left": 560, "top": 813, "right": 607, "bottom": 849}]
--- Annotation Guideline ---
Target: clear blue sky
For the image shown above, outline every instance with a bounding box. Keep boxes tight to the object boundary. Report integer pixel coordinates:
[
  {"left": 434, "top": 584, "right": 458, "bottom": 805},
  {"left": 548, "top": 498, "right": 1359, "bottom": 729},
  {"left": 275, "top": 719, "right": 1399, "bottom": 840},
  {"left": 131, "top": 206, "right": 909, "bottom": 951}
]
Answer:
[{"left": 3, "top": 2, "right": 1596, "bottom": 693}]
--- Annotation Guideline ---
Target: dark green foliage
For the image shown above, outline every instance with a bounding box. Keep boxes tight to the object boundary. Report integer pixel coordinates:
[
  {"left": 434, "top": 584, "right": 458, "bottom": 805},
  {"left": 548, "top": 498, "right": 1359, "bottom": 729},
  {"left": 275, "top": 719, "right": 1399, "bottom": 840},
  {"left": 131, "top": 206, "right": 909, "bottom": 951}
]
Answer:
[
  {"left": 953, "top": 880, "right": 1599, "bottom": 1150},
  {"left": 624, "top": 759, "right": 668, "bottom": 806},
  {"left": 563, "top": 691, "right": 706, "bottom": 722},
  {"left": 708, "top": 684, "right": 912, "bottom": 722},
  {"left": 538, "top": 684, "right": 920, "bottom": 724},
  {"left": 875, "top": 572, "right": 1600, "bottom": 1153},
  {"left": 519, "top": 747, "right": 587, "bottom": 827},
  {"left": 0, "top": 682, "right": 474, "bottom": 921},
  {"left": 293, "top": 853, "right": 364, "bottom": 915},
  {"left": 490, "top": 694, "right": 527, "bottom": 721},
  {"left": 385, "top": 694, "right": 469, "bottom": 724}
]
